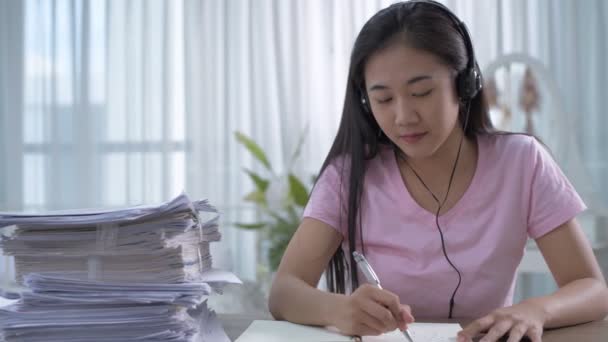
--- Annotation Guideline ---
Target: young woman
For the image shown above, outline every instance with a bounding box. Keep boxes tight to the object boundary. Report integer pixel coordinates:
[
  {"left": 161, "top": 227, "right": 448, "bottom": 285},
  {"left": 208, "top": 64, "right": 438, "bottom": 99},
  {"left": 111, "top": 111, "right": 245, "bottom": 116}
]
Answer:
[{"left": 268, "top": 1, "right": 608, "bottom": 341}]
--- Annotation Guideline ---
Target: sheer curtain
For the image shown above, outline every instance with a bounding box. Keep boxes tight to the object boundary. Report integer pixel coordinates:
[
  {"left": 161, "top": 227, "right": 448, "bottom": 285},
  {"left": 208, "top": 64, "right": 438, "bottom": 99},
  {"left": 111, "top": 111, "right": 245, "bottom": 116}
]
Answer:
[
  {"left": 6, "top": 0, "right": 189, "bottom": 212},
  {"left": 1, "top": 0, "right": 607, "bottom": 295},
  {"left": 0, "top": 0, "right": 24, "bottom": 289},
  {"left": 182, "top": 0, "right": 400, "bottom": 281},
  {"left": 0, "top": 0, "right": 189, "bottom": 285}
]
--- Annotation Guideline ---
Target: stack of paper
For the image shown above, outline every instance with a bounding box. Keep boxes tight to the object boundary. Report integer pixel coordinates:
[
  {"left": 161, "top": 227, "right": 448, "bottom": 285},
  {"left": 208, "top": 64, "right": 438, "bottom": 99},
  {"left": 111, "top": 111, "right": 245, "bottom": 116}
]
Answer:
[
  {"left": 0, "top": 193, "right": 238, "bottom": 342},
  {"left": 0, "top": 194, "right": 220, "bottom": 283}
]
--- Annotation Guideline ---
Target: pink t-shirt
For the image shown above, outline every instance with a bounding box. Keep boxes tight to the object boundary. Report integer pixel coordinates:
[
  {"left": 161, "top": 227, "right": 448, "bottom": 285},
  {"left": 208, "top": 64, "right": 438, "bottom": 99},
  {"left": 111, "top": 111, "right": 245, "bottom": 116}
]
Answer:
[{"left": 303, "top": 133, "right": 586, "bottom": 319}]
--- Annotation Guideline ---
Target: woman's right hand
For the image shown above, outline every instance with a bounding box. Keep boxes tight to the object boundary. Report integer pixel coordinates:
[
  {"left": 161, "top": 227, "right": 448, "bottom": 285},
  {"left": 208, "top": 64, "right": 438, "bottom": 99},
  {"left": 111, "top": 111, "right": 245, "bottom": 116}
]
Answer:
[{"left": 333, "top": 284, "right": 415, "bottom": 336}]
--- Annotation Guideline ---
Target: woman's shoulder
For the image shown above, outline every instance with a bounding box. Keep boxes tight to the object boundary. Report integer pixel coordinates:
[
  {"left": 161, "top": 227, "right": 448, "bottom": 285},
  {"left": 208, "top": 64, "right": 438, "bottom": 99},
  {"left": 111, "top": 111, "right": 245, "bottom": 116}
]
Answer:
[
  {"left": 320, "top": 145, "right": 394, "bottom": 185},
  {"left": 480, "top": 132, "right": 536, "bottom": 151},
  {"left": 479, "top": 132, "right": 538, "bottom": 163},
  {"left": 323, "top": 144, "right": 393, "bottom": 170}
]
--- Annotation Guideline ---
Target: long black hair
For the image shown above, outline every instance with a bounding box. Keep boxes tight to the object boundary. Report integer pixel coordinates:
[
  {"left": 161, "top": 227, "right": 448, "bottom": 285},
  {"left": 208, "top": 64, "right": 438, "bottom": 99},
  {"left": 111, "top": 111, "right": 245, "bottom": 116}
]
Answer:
[{"left": 320, "top": 1, "right": 495, "bottom": 294}]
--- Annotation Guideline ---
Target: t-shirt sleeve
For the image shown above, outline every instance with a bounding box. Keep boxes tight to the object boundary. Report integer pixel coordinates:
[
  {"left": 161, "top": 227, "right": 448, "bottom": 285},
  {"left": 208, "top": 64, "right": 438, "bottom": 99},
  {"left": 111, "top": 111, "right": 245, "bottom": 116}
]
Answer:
[
  {"left": 303, "top": 162, "right": 348, "bottom": 236},
  {"left": 526, "top": 137, "right": 587, "bottom": 239}
]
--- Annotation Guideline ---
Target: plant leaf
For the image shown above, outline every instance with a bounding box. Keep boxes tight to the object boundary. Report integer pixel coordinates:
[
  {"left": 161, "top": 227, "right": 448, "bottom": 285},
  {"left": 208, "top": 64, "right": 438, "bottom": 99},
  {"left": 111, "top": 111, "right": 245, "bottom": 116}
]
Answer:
[
  {"left": 288, "top": 173, "right": 309, "bottom": 207},
  {"left": 267, "top": 210, "right": 289, "bottom": 225},
  {"left": 286, "top": 205, "right": 300, "bottom": 223},
  {"left": 243, "top": 168, "right": 269, "bottom": 192},
  {"left": 268, "top": 239, "right": 287, "bottom": 271},
  {"left": 244, "top": 190, "right": 267, "bottom": 206},
  {"left": 267, "top": 220, "right": 298, "bottom": 271},
  {"left": 234, "top": 222, "right": 267, "bottom": 230},
  {"left": 235, "top": 131, "right": 272, "bottom": 170},
  {"left": 288, "top": 124, "right": 309, "bottom": 169},
  {"left": 310, "top": 174, "right": 318, "bottom": 184}
]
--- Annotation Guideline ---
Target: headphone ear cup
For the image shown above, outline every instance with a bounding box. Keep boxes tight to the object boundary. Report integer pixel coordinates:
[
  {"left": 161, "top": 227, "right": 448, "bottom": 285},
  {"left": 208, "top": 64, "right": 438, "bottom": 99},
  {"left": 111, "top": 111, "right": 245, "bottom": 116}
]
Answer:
[
  {"left": 361, "top": 95, "right": 371, "bottom": 113},
  {"left": 456, "top": 64, "right": 483, "bottom": 101}
]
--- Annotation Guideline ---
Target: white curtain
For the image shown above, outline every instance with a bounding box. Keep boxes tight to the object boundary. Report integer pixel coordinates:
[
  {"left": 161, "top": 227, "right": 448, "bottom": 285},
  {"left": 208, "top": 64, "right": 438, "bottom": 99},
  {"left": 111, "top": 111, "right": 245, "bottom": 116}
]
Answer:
[
  {"left": 1, "top": 0, "right": 607, "bottom": 296},
  {"left": 0, "top": 0, "right": 24, "bottom": 289},
  {"left": 4, "top": 0, "right": 189, "bottom": 210},
  {"left": 182, "top": 0, "right": 401, "bottom": 281},
  {"left": 0, "top": 0, "right": 190, "bottom": 285}
]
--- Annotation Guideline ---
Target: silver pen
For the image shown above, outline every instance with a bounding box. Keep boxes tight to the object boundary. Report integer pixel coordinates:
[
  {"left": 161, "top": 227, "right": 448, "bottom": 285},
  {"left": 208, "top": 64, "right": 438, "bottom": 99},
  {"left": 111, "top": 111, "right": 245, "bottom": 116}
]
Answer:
[{"left": 353, "top": 251, "right": 415, "bottom": 342}]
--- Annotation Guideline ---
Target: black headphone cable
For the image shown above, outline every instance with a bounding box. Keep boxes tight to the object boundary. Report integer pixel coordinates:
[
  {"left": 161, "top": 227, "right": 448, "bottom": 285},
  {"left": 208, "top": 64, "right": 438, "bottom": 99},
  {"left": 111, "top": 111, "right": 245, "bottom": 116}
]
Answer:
[{"left": 398, "top": 102, "right": 471, "bottom": 318}]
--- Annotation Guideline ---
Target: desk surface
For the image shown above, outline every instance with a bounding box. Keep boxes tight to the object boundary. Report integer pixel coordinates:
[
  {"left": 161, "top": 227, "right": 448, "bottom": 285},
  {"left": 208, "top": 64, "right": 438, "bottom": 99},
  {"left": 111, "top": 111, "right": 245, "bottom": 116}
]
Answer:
[{"left": 218, "top": 314, "right": 608, "bottom": 342}]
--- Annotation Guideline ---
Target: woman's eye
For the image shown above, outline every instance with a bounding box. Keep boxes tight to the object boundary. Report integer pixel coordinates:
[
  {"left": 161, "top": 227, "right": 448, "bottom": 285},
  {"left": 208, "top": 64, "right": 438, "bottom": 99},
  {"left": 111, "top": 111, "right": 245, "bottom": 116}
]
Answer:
[
  {"left": 412, "top": 89, "right": 433, "bottom": 97},
  {"left": 377, "top": 97, "right": 392, "bottom": 104}
]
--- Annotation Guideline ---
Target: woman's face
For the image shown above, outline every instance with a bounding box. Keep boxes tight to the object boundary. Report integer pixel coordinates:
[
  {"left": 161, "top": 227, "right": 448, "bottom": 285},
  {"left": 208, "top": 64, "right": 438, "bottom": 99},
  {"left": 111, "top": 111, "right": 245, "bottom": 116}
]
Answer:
[{"left": 363, "top": 43, "right": 461, "bottom": 160}]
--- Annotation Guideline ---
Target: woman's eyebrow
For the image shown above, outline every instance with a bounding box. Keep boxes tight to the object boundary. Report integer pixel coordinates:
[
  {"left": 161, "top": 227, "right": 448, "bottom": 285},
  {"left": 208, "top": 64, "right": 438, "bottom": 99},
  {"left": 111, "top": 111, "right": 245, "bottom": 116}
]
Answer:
[{"left": 368, "top": 75, "right": 432, "bottom": 92}]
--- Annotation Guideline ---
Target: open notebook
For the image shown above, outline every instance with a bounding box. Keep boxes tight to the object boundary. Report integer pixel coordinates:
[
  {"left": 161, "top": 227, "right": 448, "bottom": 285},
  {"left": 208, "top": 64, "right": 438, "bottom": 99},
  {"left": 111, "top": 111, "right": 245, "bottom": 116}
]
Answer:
[{"left": 235, "top": 320, "right": 461, "bottom": 342}]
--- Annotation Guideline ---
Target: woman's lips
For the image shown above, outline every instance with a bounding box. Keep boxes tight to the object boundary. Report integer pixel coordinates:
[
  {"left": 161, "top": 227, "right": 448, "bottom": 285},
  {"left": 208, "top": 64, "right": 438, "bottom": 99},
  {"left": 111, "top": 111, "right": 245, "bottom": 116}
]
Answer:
[{"left": 399, "top": 132, "right": 427, "bottom": 144}]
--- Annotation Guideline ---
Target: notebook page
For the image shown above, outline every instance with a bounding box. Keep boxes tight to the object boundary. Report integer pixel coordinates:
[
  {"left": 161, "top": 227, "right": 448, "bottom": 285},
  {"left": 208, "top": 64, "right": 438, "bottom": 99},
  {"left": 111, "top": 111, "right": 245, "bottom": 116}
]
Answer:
[
  {"left": 365, "top": 323, "right": 461, "bottom": 342},
  {"left": 236, "top": 320, "right": 462, "bottom": 342},
  {"left": 410, "top": 322, "right": 461, "bottom": 341},
  {"left": 235, "top": 320, "right": 353, "bottom": 342}
]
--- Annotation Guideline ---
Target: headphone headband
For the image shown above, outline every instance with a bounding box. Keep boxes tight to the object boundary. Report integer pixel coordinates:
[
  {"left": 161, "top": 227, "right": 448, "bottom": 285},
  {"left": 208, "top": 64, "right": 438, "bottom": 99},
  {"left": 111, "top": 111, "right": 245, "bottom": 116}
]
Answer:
[{"left": 408, "top": 0, "right": 477, "bottom": 73}]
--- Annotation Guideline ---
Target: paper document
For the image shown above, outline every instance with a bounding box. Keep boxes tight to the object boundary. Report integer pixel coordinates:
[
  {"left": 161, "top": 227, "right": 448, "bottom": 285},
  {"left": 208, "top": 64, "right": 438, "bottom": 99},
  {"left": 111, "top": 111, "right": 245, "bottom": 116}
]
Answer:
[
  {"left": 0, "top": 297, "right": 17, "bottom": 308},
  {"left": 235, "top": 320, "right": 461, "bottom": 342},
  {"left": 0, "top": 193, "right": 236, "bottom": 342},
  {"left": 0, "top": 193, "right": 221, "bottom": 284}
]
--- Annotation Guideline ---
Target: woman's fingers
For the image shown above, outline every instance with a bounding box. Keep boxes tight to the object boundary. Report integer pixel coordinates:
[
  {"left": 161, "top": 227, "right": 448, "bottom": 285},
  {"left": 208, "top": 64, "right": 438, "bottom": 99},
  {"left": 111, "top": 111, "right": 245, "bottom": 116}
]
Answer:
[
  {"left": 368, "top": 286, "right": 406, "bottom": 322},
  {"left": 478, "top": 319, "right": 512, "bottom": 342},
  {"left": 458, "top": 315, "right": 495, "bottom": 341},
  {"left": 352, "top": 321, "right": 383, "bottom": 337},
  {"left": 505, "top": 323, "right": 529, "bottom": 342},
  {"left": 349, "top": 285, "right": 416, "bottom": 335},
  {"left": 359, "top": 297, "right": 399, "bottom": 332},
  {"left": 399, "top": 304, "right": 415, "bottom": 324}
]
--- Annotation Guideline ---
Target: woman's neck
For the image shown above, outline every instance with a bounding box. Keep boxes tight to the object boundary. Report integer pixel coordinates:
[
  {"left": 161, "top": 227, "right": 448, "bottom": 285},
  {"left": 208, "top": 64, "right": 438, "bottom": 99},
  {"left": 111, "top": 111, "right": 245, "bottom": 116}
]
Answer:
[
  {"left": 397, "top": 126, "right": 477, "bottom": 187},
  {"left": 394, "top": 127, "right": 479, "bottom": 211}
]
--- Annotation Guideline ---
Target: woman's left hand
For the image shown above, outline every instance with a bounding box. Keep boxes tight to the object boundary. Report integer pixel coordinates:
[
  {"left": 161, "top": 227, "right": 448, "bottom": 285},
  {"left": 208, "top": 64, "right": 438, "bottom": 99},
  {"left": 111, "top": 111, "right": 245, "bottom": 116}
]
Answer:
[{"left": 457, "top": 299, "right": 549, "bottom": 342}]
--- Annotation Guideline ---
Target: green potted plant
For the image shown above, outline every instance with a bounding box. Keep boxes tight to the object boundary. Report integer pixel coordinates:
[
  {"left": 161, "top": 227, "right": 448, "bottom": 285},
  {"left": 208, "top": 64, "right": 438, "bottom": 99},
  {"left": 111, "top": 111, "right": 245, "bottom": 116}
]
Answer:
[{"left": 234, "top": 129, "right": 312, "bottom": 272}]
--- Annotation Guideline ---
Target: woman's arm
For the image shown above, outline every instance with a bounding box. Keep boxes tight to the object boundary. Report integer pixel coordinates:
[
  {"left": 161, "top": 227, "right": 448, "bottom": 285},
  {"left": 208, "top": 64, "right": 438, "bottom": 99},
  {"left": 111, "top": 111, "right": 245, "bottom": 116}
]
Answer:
[
  {"left": 459, "top": 218, "right": 608, "bottom": 342},
  {"left": 268, "top": 217, "right": 344, "bottom": 326},
  {"left": 530, "top": 217, "right": 608, "bottom": 327},
  {"left": 268, "top": 217, "right": 412, "bottom": 336}
]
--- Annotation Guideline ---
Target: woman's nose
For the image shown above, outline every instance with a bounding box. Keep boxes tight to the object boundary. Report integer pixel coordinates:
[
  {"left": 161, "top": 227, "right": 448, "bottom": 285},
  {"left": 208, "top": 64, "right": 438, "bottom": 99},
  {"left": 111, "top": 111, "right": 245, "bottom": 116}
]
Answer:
[{"left": 394, "top": 98, "right": 420, "bottom": 126}]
